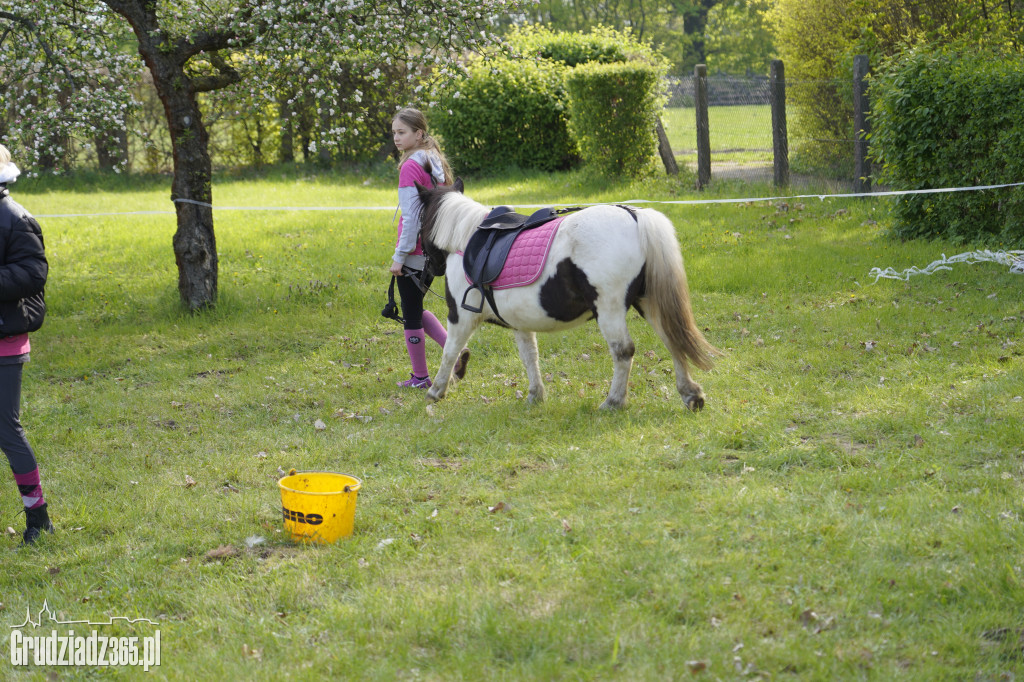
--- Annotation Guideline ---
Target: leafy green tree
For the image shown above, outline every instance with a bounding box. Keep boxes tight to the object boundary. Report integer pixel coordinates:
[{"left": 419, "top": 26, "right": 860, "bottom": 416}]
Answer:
[
  {"left": 770, "top": 0, "right": 1024, "bottom": 174},
  {"left": 704, "top": 0, "right": 776, "bottom": 74},
  {"left": 1, "top": 0, "right": 517, "bottom": 310},
  {"left": 526, "top": 0, "right": 717, "bottom": 76}
]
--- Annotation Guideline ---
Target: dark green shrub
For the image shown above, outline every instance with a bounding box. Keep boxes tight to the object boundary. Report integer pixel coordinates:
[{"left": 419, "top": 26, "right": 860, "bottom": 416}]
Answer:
[
  {"left": 870, "top": 45, "right": 1024, "bottom": 245},
  {"left": 434, "top": 26, "right": 667, "bottom": 173},
  {"left": 506, "top": 24, "right": 631, "bottom": 67},
  {"left": 565, "top": 62, "right": 665, "bottom": 177},
  {"left": 434, "top": 57, "right": 577, "bottom": 173}
]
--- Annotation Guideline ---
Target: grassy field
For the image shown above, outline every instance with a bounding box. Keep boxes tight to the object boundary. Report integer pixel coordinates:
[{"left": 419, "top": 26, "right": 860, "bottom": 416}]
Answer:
[
  {"left": 662, "top": 105, "right": 774, "bottom": 164},
  {"left": 2, "top": 166, "right": 1023, "bottom": 680}
]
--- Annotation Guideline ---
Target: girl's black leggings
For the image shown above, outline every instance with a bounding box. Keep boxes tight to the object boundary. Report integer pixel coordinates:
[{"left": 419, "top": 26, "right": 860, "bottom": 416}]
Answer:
[
  {"left": 0, "top": 363, "right": 36, "bottom": 475},
  {"left": 396, "top": 274, "right": 425, "bottom": 330}
]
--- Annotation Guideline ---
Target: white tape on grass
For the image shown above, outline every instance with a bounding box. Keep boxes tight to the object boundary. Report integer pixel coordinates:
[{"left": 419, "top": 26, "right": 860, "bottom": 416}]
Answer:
[{"left": 869, "top": 250, "right": 1024, "bottom": 283}]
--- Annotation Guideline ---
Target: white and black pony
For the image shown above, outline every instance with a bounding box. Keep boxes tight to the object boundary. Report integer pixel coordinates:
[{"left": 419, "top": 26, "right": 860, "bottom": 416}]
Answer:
[{"left": 417, "top": 179, "right": 717, "bottom": 410}]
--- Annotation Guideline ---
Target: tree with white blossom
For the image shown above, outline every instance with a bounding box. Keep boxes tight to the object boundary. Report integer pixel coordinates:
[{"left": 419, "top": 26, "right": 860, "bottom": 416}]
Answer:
[
  {"left": 0, "top": 4, "right": 138, "bottom": 172},
  {"left": 0, "top": 0, "right": 520, "bottom": 310}
]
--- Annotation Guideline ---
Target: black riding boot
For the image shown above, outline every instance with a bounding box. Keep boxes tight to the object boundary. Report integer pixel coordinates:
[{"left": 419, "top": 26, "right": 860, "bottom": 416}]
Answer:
[{"left": 22, "top": 503, "right": 54, "bottom": 545}]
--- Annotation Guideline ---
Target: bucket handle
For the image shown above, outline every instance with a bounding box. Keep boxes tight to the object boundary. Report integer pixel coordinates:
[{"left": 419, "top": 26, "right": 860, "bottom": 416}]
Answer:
[{"left": 344, "top": 485, "right": 352, "bottom": 493}]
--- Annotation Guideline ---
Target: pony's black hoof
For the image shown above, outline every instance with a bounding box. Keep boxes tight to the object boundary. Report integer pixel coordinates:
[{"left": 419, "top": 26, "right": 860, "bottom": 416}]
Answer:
[{"left": 685, "top": 395, "right": 705, "bottom": 411}]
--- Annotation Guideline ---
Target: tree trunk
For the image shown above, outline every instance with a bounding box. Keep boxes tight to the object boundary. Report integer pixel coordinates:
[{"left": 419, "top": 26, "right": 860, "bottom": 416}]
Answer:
[
  {"left": 278, "top": 92, "right": 295, "bottom": 164},
  {"left": 96, "top": 128, "right": 129, "bottom": 172},
  {"left": 105, "top": 1, "right": 218, "bottom": 311},
  {"left": 153, "top": 66, "right": 218, "bottom": 311}
]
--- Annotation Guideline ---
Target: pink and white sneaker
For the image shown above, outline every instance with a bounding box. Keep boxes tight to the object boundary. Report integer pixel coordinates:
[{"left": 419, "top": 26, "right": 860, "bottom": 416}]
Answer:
[{"left": 397, "top": 374, "right": 432, "bottom": 389}]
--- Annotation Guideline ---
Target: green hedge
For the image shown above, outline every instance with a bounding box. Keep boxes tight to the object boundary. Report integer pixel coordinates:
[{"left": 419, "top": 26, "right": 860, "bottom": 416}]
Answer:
[
  {"left": 871, "top": 45, "right": 1024, "bottom": 245},
  {"left": 434, "top": 57, "right": 576, "bottom": 173},
  {"left": 565, "top": 62, "right": 665, "bottom": 177},
  {"left": 507, "top": 24, "right": 632, "bottom": 68},
  {"left": 435, "top": 26, "right": 667, "bottom": 173}
]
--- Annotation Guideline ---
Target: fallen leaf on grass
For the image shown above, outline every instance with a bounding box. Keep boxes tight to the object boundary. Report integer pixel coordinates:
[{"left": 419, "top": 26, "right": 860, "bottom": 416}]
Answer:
[
  {"left": 5, "top": 527, "right": 16, "bottom": 537},
  {"left": 686, "top": 660, "right": 708, "bottom": 674},
  {"left": 205, "top": 545, "right": 238, "bottom": 561},
  {"left": 913, "top": 434, "right": 925, "bottom": 447},
  {"left": 241, "top": 644, "right": 262, "bottom": 660},
  {"left": 561, "top": 519, "right": 572, "bottom": 534},
  {"left": 314, "top": 419, "right": 327, "bottom": 431},
  {"left": 184, "top": 474, "right": 197, "bottom": 488},
  {"left": 489, "top": 502, "right": 507, "bottom": 514},
  {"left": 800, "top": 609, "right": 836, "bottom": 633},
  {"left": 376, "top": 538, "right": 395, "bottom": 550}
]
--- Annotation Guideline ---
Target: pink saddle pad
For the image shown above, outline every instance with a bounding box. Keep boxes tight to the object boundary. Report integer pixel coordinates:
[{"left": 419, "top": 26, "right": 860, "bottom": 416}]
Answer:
[{"left": 464, "top": 217, "right": 565, "bottom": 290}]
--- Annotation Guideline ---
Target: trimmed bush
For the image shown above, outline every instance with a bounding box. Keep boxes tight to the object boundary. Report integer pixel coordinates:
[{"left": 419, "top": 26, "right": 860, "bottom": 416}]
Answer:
[
  {"left": 870, "top": 45, "right": 1024, "bottom": 245},
  {"left": 507, "top": 24, "right": 633, "bottom": 68},
  {"left": 565, "top": 62, "right": 665, "bottom": 177},
  {"left": 434, "top": 57, "right": 576, "bottom": 173},
  {"left": 434, "top": 26, "right": 668, "bottom": 174}
]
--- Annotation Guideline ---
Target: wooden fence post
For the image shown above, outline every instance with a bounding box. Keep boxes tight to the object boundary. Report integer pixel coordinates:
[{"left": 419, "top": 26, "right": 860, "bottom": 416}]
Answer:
[
  {"left": 853, "top": 55, "right": 871, "bottom": 193},
  {"left": 656, "top": 117, "right": 679, "bottom": 175},
  {"left": 770, "top": 59, "right": 789, "bottom": 188},
  {"left": 695, "top": 64, "right": 711, "bottom": 190}
]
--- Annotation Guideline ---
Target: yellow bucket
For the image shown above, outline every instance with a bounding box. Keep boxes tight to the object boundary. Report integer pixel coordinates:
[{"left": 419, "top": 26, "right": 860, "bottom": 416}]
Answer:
[{"left": 278, "top": 471, "right": 362, "bottom": 544}]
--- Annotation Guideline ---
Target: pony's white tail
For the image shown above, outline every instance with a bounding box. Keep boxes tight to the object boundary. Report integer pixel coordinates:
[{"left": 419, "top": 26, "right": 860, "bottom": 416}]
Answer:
[{"left": 636, "top": 209, "right": 718, "bottom": 371}]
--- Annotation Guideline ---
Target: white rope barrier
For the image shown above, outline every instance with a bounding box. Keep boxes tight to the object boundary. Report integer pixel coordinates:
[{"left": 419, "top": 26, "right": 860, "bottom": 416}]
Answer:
[
  {"left": 35, "top": 180, "right": 1024, "bottom": 279},
  {"left": 34, "top": 180, "right": 1024, "bottom": 218}
]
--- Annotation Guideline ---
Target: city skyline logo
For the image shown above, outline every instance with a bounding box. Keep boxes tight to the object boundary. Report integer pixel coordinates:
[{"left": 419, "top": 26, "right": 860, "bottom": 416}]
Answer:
[
  {"left": 9, "top": 600, "right": 161, "bottom": 671},
  {"left": 11, "top": 599, "right": 160, "bottom": 629}
]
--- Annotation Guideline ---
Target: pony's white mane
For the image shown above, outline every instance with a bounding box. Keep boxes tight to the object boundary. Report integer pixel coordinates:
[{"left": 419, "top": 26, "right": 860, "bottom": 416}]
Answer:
[{"left": 431, "top": 191, "right": 489, "bottom": 253}]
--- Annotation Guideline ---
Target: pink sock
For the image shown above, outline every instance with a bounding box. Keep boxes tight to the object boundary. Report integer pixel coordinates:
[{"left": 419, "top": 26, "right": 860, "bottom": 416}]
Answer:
[
  {"left": 13, "top": 468, "right": 45, "bottom": 509},
  {"left": 404, "top": 330, "right": 430, "bottom": 378},
  {"left": 421, "top": 311, "right": 447, "bottom": 348}
]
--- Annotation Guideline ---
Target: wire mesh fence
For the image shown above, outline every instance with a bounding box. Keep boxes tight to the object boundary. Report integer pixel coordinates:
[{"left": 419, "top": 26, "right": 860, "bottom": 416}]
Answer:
[{"left": 661, "top": 71, "right": 863, "bottom": 190}]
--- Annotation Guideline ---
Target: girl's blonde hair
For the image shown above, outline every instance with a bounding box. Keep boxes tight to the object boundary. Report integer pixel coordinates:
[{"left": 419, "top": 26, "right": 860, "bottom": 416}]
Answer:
[{"left": 393, "top": 108, "right": 453, "bottom": 185}]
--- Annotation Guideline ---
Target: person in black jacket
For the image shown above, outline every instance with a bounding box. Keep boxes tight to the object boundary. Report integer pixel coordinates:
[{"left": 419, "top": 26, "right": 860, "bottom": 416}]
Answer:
[{"left": 0, "top": 144, "right": 51, "bottom": 545}]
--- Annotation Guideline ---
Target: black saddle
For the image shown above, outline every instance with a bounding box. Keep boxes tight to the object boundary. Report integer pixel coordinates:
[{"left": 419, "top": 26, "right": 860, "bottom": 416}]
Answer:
[{"left": 461, "top": 206, "right": 576, "bottom": 323}]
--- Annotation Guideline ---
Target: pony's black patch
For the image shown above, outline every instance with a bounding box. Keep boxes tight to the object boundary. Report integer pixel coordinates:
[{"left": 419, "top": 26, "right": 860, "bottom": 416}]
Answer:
[
  {"left": 625, "top": 269, "right": 645, "bottom": 308},
  {"left": 444, "top": 279, "right": 459, "bottom": 326},
  {"left": 539, "top": 258, "right": 598, "bottom": 322}
]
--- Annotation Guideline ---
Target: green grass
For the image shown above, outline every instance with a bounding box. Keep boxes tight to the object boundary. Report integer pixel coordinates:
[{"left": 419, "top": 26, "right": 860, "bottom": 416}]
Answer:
[{"left": 3, "top": 166, "right": 1023, "bottom": 680}]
